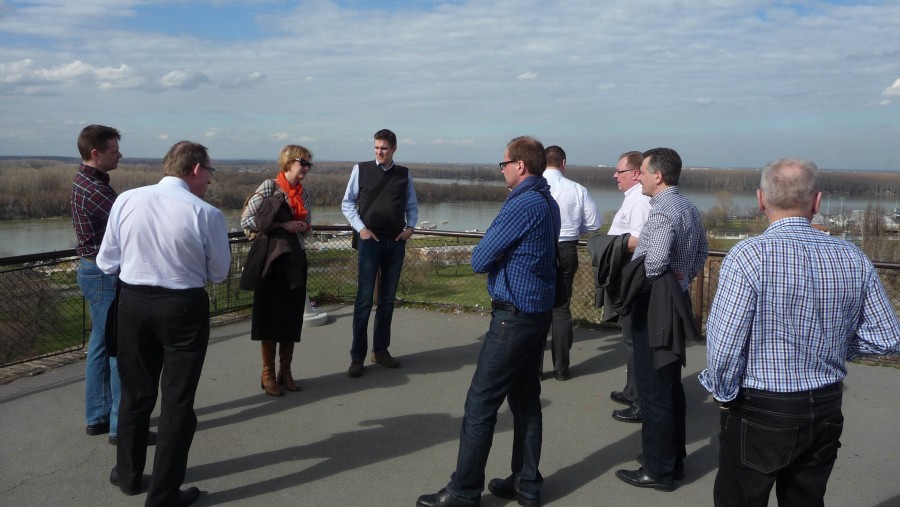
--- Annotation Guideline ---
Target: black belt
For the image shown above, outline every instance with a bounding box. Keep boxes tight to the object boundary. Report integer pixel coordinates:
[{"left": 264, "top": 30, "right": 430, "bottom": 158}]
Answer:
[
  {"left": 559, "top": 240, "right": 579, "bottom": 244},
  {"left": 491, "top": 301, "right": 519, "bottom": 314},
  {"left": 121, "top": 282, "right": 203, "bottom": 295},
  {"left": 741, "top": 381, "right": 843, "bottom": 399}
]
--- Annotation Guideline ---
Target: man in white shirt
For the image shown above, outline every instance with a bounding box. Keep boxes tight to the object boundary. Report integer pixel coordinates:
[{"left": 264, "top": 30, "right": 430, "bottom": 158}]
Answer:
[
  {"left": 543, "top": 145, "right": 602, "bottom": 380},
  {"left": 607, "top": 151, "right": 652, "bottom": 423},
  {"left": 98, "top": 141, "right": 231, "bottom": 507}
]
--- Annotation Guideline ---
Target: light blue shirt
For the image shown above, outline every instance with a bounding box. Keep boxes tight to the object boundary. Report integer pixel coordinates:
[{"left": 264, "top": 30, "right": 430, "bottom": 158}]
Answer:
[
  {"left": 97, "top": 177, "right": 231, "bottom": 288},
  {"left": 341, "top": 162, "right": 418, "bottom": 233},
  {"left": 699, "top": 217, "right": 900, "bottom": 402}
]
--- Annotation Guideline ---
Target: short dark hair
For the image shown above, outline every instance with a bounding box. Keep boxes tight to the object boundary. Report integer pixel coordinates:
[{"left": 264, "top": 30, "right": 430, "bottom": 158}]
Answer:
[
  {"left": 618, "top": 151, "right": 643, "bottom": 171},
  {"left": 545, "top": 145, "right": 566, "bottom": 168},
  {"left": 162, "top": 141, "right": 209, "bottom": 178},
  {"left": 77, "top": 124, "right": 120, "bottom": 161},
  {"left": 508, "top": 136, "right": 546, "bottom": 176},
  {"left": 374, "top": 129, "right": 397, "bottom": 148},
  {"left": 642, "top": 147, "right": 682, "bottom": 186}
]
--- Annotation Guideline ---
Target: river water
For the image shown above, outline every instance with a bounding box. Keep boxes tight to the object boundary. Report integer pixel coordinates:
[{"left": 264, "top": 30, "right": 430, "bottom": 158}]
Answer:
[{"left": 0, "top": 188, "right": 891, "bottom": 257}]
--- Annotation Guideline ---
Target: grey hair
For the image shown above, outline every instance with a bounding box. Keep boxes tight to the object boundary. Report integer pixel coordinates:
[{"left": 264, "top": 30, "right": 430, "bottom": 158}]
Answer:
[{"left": 760, "top": 158, "right": 820, "bottom": 210}]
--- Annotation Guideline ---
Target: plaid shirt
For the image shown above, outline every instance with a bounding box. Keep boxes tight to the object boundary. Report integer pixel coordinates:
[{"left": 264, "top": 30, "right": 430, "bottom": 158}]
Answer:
[
  {"left": 633, "top": 186, "right": 708, "bottom": 291},
  {"left": 71, "top": 163, "right": 117, "bottom": 258},
  {"left": 699, "top": 217, "right": 900, "bottom": 401},
  {"left": 472, "top": 176, "right": 561, "bottom": 314}
]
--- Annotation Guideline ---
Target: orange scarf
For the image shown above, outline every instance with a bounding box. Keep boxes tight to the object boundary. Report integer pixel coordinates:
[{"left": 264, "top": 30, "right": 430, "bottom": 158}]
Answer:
[{"left": 276, "top": 172, "right": 308, "bottom": 221}]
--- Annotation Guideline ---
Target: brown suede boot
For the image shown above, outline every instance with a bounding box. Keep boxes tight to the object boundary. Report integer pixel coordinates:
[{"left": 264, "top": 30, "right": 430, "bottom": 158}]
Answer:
[
  {"left": 277, "top": 341, "right": 301, "bottom": 391},
  {"left": 260, "top": 340, "right": 283, "bottom": 396}
]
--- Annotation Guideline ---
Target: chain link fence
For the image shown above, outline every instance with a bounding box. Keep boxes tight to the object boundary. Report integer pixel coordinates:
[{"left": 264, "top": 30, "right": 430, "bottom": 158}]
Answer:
[{"left": 3, "top": 228, "right": 900, "bottom": 367}]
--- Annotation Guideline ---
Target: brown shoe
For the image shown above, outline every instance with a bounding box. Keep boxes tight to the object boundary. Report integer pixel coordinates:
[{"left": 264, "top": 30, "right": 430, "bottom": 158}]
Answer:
[
  {"left": 261, "top": 340, "right": 284, "bottom": 396},
  {"left": 277, "top": 341, "right": 301, "bottom": 391},
  {"left": 348, "top": 360, "right": 364, "bottom": 378},
  {"left": 371, "top": 352, "right": 400, "bottom": 368}
]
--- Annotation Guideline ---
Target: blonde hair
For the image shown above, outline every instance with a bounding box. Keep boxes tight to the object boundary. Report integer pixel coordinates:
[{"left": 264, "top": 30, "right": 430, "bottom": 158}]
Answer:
[{"left": 278, "top": 145, "right": 313, "bottom": 173}]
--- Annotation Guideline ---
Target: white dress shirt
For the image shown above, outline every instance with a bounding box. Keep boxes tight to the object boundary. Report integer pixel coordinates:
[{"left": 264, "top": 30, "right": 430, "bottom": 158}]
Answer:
[
  {"left": 543, "top": 168, "right": 602, "bottom": 241},
  {"left": 97, "top": 176, "right": 231, "bottom": 289},
  {"left": 607, "top": 183, "right": 652, "bottom": 237}
]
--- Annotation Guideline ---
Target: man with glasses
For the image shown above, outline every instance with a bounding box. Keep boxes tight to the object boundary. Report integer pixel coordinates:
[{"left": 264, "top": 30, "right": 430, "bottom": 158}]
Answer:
[
  {"left": 418, "top": 136, "right": 559, "bottom": 507},
  {"left": 607, "top": 151, "right": 651, "bottom": 423},
  {"left": 341, "top": 129, "right": 418, "bottom": 377},
  {"left": 98, "top": 141, "right": 230, "bottom": 506},
  {"left": 542, "top": 145, "right": 601, "bottom": 381}
]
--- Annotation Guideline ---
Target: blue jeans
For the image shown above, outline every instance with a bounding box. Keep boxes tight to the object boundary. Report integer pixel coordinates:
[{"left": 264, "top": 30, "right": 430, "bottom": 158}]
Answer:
[
  {"left": 351, "top": 237, "right": 406, "bottom": 360},
  {"left": 448, "top": 308, "right": 550, "bottom": 502},
  {"left": 77, "top": 258, "right": 120, "bottom": 436},
  {"left": 714, "top": 383, "right": 844, "bottom": 507}
]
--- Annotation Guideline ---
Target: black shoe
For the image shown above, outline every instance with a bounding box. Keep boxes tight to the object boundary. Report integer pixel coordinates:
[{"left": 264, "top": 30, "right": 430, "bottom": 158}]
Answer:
[
  {"left": 609, "top": 391, "right": 633, "bottom": 406},
  {"left": 615, "top": 468, "right": 674, "bottom": 491},
  {"left": 416, "top": 488, "right": 480, "bottom": 507},
  {"left": 488, "top": 477, "right": 541, "bottom": 507},
  {"left": 86, "top": 422, "right": 110, "bottom": 436},
  {"left": 636, "top": 454, "right": 685, "bottom": 480},
  {"left": 109, "top": 466, "right": 146, "bottom": 496},
  {"left": 612, "top": 405, "right": 643, "bottom": 423},
  {"left": 109, "top": 431, "right": 158, "bottom": 446},
  {"left": 348, "top": 360, "right": 364, "bottom": 378},
  {"left": 553, "top": 370, "right": 570, "bottom": 381},
  {"left": 172, "top": 486, "right": 201, "bottom": 507}
]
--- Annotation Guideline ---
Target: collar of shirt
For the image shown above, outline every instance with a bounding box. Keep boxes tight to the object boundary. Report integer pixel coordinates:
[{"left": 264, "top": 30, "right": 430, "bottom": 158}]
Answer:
[
  {"left": 378, "top": 161, "right": 396, "bottom": 171},
  {"left": 79, "top": 163, "right": 111, "bottom": 184},
  {"left": 764, "top": 216, "right": 812, "bottom": 233},
  {"left": 649, "top": 185, "right": 679, "bottom": 206}
]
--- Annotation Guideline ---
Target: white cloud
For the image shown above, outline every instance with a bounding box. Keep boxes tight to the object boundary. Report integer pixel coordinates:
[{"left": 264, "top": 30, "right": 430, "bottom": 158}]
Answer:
[
  {"left": 694, "top": 97, "right": 715, "bottom": 106},
  {"left": 433, "top": 138, "right": 475, "bottom": 146},
  {"left": 273, "top": 132, "right": 289, "bottom": 141},
  {"left": 882, "top": 78, "right": 900, "bottom": 97},
  {"left": 157, "top": 133, "right": 169, "bottom": 140},
  {"left": 0, "top": 58, "right": 145, "bottom": 90},
  {"left": 159, "top": 69, "right": 211, "bottom": 90},
  {"left": 516, "top": 71, "right": 539, "bottom": 80}
]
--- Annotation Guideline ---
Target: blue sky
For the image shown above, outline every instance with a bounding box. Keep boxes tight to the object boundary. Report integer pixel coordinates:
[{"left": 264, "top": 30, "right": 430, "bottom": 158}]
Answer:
[{"left": 1, "top": 0, "right": 899, "bottom": 170}]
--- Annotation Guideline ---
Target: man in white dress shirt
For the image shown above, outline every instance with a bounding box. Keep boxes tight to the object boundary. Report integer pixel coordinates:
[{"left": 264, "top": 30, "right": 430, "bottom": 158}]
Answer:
[
  {"left": 543, "top": 145, "right": 602, "bottom": 380},
  {"left": 607, "top": 151, "right": 652, "bottom": 423},
  {"left": 98, "top": 141, "right": 231, "bottom": 507}
]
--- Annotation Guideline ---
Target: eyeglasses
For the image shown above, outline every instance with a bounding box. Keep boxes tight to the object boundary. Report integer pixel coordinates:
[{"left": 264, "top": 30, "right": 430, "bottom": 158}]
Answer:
[
  {"left": 498, "top": 160, "right": 518, "bottom": 170},
  {"left": 200, "top": 164, "right": 216, "bottom": 173},
  {"left": 614, "top": 168, "right": 635, "bottom": 174},
  {"left": 293, "top": 158, "right": 314, "bottom": 168}
]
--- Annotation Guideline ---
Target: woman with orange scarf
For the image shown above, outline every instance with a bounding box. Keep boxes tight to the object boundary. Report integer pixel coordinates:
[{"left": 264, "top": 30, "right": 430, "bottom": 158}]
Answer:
[{"left": 240, "top": 145, "right": 313, "bottom": 396}]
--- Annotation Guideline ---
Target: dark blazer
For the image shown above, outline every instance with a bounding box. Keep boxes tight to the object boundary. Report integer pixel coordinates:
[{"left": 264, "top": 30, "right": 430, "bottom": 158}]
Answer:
[
  {"left": 615, "top": 255, "right": 700, "bottom": 369},
  {"left": 586, "top": 233, "right": 632, "bottom": 322}
]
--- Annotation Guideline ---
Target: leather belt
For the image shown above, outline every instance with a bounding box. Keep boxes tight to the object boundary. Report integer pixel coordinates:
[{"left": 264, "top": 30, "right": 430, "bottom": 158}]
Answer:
[{"left": 490, "top": 301, "right": 519, "bottom": 314}]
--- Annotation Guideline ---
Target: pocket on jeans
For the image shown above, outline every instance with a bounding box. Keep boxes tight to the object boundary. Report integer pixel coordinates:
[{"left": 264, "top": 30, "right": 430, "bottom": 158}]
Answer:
[
  {"left": 811, "top": 419, "right": 844, "bottom": 463},
  {"left": 740, "top": 420, "right": 798, "bottom": 473}
]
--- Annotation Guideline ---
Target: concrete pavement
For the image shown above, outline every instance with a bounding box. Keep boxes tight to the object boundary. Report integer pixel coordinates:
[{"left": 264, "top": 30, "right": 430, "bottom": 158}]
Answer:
[{"left": 2, "top": 304, "right": 899, "bottom": 506}]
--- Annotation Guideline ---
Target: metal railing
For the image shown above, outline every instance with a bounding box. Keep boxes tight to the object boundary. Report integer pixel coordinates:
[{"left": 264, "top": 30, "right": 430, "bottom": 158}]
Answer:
[{"left": 3, "top": 227, "right": 900, "bottom": 367}]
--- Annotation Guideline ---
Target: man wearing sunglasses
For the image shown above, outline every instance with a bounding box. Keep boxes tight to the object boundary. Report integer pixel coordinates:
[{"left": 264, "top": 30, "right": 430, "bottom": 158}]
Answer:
[{"left": 341, "top": 129, "right": 418, "bottom": 378}]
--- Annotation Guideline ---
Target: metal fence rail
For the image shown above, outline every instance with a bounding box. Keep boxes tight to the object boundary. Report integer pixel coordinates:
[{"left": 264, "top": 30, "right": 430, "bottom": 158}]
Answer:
[{"left": 3, "top": 227, "right": 900, "bottom": 367}]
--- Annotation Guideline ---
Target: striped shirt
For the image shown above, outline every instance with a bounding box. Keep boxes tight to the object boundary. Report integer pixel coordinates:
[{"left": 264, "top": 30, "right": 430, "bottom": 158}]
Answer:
[
  {"left": 633, "top": 186, "right": 708, "bottom": 291},
  {"left": 699, "top": 217, "right": 900, "bottom": 401},
  {"left": 71, "top": 163, "right": 117, "bottom": 258},
  {"left": 472, "top": 176, "right": 561, "bottom": 314}
]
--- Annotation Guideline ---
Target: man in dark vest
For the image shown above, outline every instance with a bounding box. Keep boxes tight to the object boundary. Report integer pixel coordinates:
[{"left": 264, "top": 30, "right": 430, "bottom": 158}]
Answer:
[{"left": 341, "top": 129, "right": 419, "bottom": 377}]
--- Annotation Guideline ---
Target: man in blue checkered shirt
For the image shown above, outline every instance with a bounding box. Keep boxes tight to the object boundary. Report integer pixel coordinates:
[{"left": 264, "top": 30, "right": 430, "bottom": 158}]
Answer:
[
  {"left": 418, "top": 136, "right": 560, "bottom": 507},
  {"left": 615, "top": 147, "right": 708, "bottom": 491},
  {"left": 699, "top": 159, "right": 900, "bottom": 507}
]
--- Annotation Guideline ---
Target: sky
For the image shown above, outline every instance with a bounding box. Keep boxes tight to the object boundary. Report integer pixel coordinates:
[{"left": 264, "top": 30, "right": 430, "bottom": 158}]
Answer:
[{"left": 1, "top": 0, "right": 899, "bottom": 170}]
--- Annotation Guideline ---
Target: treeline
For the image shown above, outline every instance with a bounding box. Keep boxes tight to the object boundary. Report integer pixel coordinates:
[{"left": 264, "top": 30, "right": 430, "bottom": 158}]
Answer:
[{"left": 1, "top": 159, "right": 897, "bottom": 220}]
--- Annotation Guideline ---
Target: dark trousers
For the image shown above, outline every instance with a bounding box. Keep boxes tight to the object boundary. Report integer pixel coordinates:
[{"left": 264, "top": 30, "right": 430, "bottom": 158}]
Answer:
[
  {"left": 714, "top": 383, "right": 844, "bottom": 507},
  {"left": 549, "top": 241, "right": 578, "bottom": 373},
  {"left": 448, "top": 308, "right": 551, "bottom": 502},
  {"left": 621, "top": 315, "right": 639, "bottom": 407},
  {"left": 631, "top": 293, "right": 685, "bottom": 484},
  {"left": 351, "top": 237, "right": 406, "bottom": 360},
  {"left": 115, "top": 284, "right": 209, "bottom": 507}
]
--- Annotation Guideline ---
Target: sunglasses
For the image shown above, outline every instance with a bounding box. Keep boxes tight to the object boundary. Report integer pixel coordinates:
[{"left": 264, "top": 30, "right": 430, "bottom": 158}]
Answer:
[{"left": 293, "top": 158, "right": 314, "bottom": 168}]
